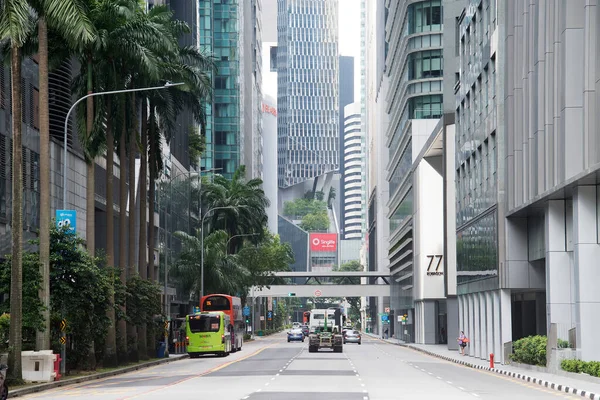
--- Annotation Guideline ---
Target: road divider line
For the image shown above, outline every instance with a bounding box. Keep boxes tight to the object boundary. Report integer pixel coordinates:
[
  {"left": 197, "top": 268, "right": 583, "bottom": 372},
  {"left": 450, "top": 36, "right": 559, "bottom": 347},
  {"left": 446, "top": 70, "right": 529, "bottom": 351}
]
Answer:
[{"left": 118, "top": 342, "right": 277, "bottom": 400}]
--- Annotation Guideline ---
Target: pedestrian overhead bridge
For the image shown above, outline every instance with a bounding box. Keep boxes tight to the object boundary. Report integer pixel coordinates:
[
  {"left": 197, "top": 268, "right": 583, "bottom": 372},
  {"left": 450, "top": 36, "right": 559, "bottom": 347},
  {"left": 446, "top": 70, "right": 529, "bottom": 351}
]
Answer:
[{"left": 250, "top": 271, "right": 390, "bottom": 298}]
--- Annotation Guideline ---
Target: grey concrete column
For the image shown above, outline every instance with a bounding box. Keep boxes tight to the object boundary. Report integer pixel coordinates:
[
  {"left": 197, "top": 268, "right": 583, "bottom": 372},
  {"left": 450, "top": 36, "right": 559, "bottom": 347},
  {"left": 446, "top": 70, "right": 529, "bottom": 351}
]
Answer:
[
  {"left": 545, "top": 199, "right": 573, "bottom": 339},
  {"left": 467, "top": 294, "right": 474, "bottom": 357},
  {"left": 573, "top": 185, "right": 600, "bottom": 361},
  {"left": 492, "top": 290, "right": 502, "bottom": 361},
  {"left": 447, "top": 297, "right": 459, "bottom": 350},
  {"left": 486, "top": 291, "right": 494, "bottom": 360},
  {"left": 499, "top": 289, "right": 513, "bottom": 364},
  {"left": 473, "top": 293, "right": 481, "bottom": 358},
  {"left": 423, "top": 300, "right": 436, "bottom": 344}
]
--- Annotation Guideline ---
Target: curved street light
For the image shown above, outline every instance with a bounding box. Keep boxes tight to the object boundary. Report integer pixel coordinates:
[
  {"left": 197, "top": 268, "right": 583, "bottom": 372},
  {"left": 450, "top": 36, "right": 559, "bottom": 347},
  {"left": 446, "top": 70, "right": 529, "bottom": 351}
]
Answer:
[
  {"left": 225, "top": 233, "right": 260, "bottom": 255},
  {"left": 62, "top": 82, "right": 184, "bottom": 210}
]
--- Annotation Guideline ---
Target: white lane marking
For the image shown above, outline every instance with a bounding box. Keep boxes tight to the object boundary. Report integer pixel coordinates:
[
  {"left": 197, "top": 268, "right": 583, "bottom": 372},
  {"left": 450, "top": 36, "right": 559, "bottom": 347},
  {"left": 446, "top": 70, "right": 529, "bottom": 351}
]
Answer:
[
  {"left": 428, "top": 372, "right": 433, "bottom": 375},
  {"left": 447, "top": 381, "right": 453, "bottom": 384},
  {"left": 472, "top": 394, "right": 479, "bottom": 397},
  {"left": 276, "top": 373, "right": 280, "bottom": 376},
  {"left": 458, "top": 387, "right": 465, "bottom": 391},
  {"left": 257, "top": 389, "right": 262, "bottom": 392},
  {"left": 265, "top": 382, "right": 270, "bottom": 386},
  {"left": 361, "top": 384, "right": 365, "bottom": 387},
  {"left": 356, "top": 374, "right": 360, "bottom": 377},
  {"left": 437, "top": 376, "right": 442, "bottom": 379},
  {"left": 363, "top": 390, "right": 368, "bottom": 393},
  {"left": 271, "top": 377, "right": 275, "bottom": 380},
  {"left": 279, "top": 369, "right": 283, "bottom": 372},
  {"left": 363, "top": 397, "right": 368, "bottom": 400}
]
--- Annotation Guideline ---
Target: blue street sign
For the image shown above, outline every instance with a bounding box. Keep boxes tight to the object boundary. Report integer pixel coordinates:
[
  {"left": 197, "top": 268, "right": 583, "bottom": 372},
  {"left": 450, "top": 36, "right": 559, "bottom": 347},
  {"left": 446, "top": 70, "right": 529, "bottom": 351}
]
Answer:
[
  {"left": 243, "top": 306, "right": 250, "bottom": 316},
  {"left": 56, "top": 210, "right": 76, "bottom": 234},
  {"left": 267, "top": 311, "right": 273, "bottom": 320},
  {"left": 381, "top": 314, "right": 389, "bottom": 322},
  {"left": 193, "top": 306, "right": 200, "bottom": 314}
]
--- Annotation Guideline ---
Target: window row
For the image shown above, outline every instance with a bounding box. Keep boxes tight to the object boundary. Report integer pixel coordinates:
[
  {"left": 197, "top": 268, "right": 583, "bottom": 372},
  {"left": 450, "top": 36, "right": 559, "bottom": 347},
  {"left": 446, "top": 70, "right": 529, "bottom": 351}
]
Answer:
[{"left": 407, "top": 0, "right": 442, "bottom": 34}]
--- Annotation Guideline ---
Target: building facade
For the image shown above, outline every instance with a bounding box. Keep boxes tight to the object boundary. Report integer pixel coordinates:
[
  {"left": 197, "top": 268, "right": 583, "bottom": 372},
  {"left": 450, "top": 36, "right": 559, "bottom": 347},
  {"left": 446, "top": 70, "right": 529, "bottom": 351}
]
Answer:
[
  {"left": 199, "top": 0, "right": 262, "bottom": 179},
  {"left": 339, "top": 55, "right": 355, "bottom": 234},
  {"left": 342, "top": 103, "right": 366, "bottom": 240},
  {"left": 277, "top": 0, "right": 340, "bottom": 188}
]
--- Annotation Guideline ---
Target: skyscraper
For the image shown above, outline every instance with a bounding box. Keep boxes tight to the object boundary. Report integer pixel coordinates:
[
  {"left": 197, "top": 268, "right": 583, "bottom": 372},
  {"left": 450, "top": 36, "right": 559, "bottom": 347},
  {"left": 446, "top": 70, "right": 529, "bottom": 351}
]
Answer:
[
  {"left": 277, "top": 0, "right": 340, "bottom": 188},
  {"left": 199, "top": 0, "right": 262, "bottom": 179}
]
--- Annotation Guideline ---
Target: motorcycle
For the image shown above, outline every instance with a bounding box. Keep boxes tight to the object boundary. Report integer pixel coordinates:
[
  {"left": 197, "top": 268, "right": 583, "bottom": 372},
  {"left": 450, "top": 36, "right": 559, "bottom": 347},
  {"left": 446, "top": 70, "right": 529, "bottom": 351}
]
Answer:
[{"left": 0, "top": 364, "right": 8, "bottom": 400}]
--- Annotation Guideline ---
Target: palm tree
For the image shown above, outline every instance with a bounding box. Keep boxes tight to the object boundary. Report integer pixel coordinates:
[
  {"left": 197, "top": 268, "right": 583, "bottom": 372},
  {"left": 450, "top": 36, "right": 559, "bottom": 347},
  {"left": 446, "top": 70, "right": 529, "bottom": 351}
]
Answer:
[
  {"left": 32, "top": 0, "right": 95, "bottom": 353},
  {"left": 201, "top": 165, "right": 269, "bottom": 253},
  {"left": 171, "top": 230, "right": 248, "bottom": 297},
  {"left": 0, "top": 0, "right": 33, "bottom": 381}
]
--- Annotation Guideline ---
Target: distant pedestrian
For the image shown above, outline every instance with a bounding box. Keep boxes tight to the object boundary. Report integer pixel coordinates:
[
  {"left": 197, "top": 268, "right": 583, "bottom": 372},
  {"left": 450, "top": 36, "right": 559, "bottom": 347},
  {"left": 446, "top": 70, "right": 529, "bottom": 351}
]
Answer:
[
  {"left": 457, "top": 331, "right": 468, "bottom": 355},
  {"left": 384, "top": 328, "right": 389, "bottom": 339}
]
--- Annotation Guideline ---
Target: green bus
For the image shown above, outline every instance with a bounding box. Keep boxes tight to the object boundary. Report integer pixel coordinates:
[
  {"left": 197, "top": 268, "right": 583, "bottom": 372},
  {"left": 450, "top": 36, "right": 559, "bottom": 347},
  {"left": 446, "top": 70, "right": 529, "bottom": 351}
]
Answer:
[{"left": 185, "top": 311, "right": 232, "bottom": 358}]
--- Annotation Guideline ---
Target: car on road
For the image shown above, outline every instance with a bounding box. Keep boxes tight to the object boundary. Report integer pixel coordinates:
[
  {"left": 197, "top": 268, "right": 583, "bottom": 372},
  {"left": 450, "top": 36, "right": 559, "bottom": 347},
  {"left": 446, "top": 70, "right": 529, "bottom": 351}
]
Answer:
[
  {"left": 288, "top": 328, "right": 304, "bottom": 342},
  {"left": 301, "top": 325, "right": 309, "bottom": 337},
  {"left": 343, "top": 330, "right": 361, "bottom": 345}
]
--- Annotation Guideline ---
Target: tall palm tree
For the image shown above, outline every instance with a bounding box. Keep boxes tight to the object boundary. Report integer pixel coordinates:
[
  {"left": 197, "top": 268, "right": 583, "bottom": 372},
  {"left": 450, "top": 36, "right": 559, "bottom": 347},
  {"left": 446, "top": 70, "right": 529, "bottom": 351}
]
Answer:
[
  {"left": 31, "top": 0, "right": 95, "bottom": 352},
  {"left": 0, "top": 0, "right": 33, "bottom": 381},
  {"left": 171, "top": 230, "right": 248, "bottom": 297},
  {"left": 201, "top": 165, "right": 269, "bottom": 252}
]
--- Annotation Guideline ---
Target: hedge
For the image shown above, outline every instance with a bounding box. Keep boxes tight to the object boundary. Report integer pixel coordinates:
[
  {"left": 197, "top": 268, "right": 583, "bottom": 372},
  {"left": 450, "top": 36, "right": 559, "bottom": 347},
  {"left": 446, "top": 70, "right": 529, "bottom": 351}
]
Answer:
[
  {"left": 561, "top": 359, "right": 600, "bottom": 377},
  {"left": 511, "top": 335, "right": 547, "bottom": 366}
]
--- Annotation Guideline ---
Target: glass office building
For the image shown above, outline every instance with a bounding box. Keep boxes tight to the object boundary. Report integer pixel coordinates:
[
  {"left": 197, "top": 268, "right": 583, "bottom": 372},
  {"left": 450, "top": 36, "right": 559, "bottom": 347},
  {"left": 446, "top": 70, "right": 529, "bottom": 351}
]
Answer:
[{"left": 277, "top": 0, "right": 340, "bottom": 188}]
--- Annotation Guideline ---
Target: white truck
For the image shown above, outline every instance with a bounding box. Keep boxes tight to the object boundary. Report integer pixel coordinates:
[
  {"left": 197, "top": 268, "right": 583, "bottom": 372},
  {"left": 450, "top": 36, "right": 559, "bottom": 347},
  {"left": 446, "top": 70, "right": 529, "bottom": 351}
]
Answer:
[{"left": 308, "top": 309, "right": 343, "bottom": 353}]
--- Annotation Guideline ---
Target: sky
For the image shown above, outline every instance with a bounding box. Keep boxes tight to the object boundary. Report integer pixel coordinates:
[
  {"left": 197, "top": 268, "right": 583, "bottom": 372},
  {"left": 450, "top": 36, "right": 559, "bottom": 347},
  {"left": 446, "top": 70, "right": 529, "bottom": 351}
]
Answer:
[{"left": 338, "top": 0, "right": 362, "bottom": 104}]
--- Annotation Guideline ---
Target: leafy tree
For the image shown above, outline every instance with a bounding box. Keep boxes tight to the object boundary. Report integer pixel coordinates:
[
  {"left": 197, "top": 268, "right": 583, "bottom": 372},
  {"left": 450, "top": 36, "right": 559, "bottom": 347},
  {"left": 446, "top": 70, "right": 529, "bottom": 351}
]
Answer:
[
  {"left": 334, "top": 261, "right": 363, "bottom": 326},
  {"left": 315, "top": 190, "right": 325, "bottom": 201},
  {"left": 283, "top": 198, "right": 327, "bottom": 218},
  {"left": 49, "top": 226, "right": 113, "bottom": 371},
  {"left": 235, "top": 232, "right": 294, "bottom": 302},
  {"left": 0, "top": 253, "right": 45, "bottom": 350},
  {"left": 299, "top": 212, "right": 330, "bottom": 232}
]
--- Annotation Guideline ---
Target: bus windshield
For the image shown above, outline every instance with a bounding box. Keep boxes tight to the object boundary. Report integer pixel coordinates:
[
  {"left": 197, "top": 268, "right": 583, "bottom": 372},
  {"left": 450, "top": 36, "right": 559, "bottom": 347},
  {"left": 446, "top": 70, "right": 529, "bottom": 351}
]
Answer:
[
  {"left": 188, "top": 315, "right": 221, "bottom": 333},
  {"left": 203, "top": 296, "right": 231, "bottom": 311}
]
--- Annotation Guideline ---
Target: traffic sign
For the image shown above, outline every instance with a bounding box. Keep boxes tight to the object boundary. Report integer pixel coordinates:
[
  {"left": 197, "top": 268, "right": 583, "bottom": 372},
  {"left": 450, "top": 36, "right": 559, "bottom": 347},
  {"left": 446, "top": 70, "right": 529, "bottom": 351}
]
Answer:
[
  {"left": 314, "top": 289, "right": 322, "bottom": 297},
  {"left": 193, "top": 306, "right": 200, "bottom": 313},
  {"left": 243, "top": 306, "right": 250, "bottom": 316},
  {"left": 59, "top": 336, "right": 66, "bottom": 345},
  {"left": 385, "top": 307, "right": 390, "bottom": 313},
  {"left": 260, "top": 316, "right": 265, "bottom": 321},
  {"left": 267, "top": 311, "right": 273, "bottom": 320},
  {"left": 397, "top": 315, "right": 402, "bottom": 322},
  {"left": 381, "top": 315, "right": 389, "bottom": 322},
  {"left": 56, "top": 210, "right": 77, "bottom": 234}
]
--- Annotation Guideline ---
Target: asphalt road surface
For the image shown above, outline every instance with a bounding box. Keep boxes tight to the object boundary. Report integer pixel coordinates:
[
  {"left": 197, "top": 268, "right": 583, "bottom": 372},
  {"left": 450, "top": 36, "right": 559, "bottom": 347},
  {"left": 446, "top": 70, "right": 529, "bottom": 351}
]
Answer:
[{"left": 18, "top": 333, "right": 579, "bottom": 399}]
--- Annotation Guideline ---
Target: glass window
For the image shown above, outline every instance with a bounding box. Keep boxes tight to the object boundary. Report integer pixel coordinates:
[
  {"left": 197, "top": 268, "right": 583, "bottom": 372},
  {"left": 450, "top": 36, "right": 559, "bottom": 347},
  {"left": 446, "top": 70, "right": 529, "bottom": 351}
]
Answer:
[
  {"left": 390, "top": 190, "right": 413, "bottom": 233},
  {"left": 188, "top": 315, "right": 221, "bottom": 333},
  {"left": 408, "top": 0, "right": 443, "bottom": 34},
  {"left": 408, "top": 94, "right": 443, "bottom": 119}
]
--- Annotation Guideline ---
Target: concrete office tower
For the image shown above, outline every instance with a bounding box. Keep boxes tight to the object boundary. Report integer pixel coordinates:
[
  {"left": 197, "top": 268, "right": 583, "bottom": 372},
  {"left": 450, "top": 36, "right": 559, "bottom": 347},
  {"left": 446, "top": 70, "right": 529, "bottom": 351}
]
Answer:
[
  {"left": 338, "top": 56, "right": 355, "bottom": 235},
  {"left": 342, "top": 103, "right": 366, "bottom": 240},
  {"left": 199, "top": 0, "right": 262, "bottom": 179},
  {"left": 364, "top": 0, "right": 390, "bottom": 337},
  {"left": 277, "top": 0, "right": 340, "bottom": 188}
]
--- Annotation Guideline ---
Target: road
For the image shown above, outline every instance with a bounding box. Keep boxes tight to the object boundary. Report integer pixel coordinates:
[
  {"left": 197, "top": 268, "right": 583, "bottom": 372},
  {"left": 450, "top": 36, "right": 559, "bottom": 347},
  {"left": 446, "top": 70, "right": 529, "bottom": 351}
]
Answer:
[{"left": 18, "top": 333, "right": 579, "bottom": 400}]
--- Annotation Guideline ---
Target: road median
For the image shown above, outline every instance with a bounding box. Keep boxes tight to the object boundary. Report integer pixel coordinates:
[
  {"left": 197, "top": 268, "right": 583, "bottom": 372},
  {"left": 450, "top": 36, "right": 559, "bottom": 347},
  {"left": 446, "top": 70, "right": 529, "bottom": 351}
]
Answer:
[{"left": 9, "top": 354, "right": 189, "bottom": 398}]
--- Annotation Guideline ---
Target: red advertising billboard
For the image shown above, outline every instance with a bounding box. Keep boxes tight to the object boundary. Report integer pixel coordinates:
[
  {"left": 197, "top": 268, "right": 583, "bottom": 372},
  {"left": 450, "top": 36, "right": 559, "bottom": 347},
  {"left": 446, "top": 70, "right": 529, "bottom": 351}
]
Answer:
[{"left": 310, "top": 233, "right": 337, "bottom": 252}]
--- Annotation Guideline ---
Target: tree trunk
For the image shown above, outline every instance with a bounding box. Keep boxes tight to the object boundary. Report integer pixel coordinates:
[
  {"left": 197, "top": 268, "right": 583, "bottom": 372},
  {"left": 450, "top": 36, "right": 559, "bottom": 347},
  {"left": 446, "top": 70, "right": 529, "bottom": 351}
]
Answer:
[
  {"left": 103, "top": 96, "right": 117, "bottom": 367},
  {"left": 137, "top": 99, "right": 148, "bottom": 360},
  {"left": 8, "top": 45, "right": 23, "bottom": 382},
  {"left": 127, "top": 92, "right": 138, "bottom": 362},
  {"left": 147, "top": 105, "right": 157, "bottom": 358},
  {"left": 84, "top": 56, "right": 96, "bottom": 370},
  {"left": 117, "top": 95, "right": 128, "bottom": 363},
  {"left": 148, "top": 107, "right": 156, "bottom": 283},
  {"left": 36, "top": 17, "right": 51, "bottom": 351}
]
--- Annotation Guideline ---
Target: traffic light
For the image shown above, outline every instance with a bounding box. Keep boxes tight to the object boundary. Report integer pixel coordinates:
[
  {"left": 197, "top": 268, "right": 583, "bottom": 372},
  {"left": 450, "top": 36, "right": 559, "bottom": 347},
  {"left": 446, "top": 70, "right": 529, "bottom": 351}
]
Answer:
[
  {"left": 288, "top": 293, "right": 296, "bottom": 297},
  {"left": 245, "top": 317, "right": 250, "bottom": 324}
]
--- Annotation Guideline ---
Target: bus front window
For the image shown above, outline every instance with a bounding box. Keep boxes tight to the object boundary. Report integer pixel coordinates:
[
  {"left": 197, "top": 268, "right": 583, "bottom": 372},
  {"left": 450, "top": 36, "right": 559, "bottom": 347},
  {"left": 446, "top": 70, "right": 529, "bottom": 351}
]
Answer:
[{"left": 188, "top": 316, "right": 221, "bottom": 333}]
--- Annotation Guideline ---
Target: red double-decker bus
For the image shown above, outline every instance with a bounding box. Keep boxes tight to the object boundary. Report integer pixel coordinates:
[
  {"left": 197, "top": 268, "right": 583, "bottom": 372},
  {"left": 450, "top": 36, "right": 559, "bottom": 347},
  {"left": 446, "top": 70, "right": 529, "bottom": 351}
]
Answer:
[{"left": 200, "top": 294, "right": 244, "bottom": 352}]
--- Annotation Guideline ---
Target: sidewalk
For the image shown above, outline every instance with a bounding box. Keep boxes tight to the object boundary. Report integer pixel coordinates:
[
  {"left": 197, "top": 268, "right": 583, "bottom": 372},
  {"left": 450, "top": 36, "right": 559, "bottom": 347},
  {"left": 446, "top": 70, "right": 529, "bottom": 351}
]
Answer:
[
  {"left": 9, "top": 353, "right": 188, "bottom": 398},
  {"left": 363, "top": 332, "right": 600, "bottom": 399}
]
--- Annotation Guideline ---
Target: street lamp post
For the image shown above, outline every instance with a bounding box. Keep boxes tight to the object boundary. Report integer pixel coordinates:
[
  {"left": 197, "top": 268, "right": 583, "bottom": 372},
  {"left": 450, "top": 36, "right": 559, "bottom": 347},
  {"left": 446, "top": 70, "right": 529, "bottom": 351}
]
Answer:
[
  {"left": 62, "top": 82, "right": 183, "bottom": 210},
  {"left": 200, "top": 205, "right": 245, "bottom": 300},
  {"left": 225, "top": 233, "right": 260, "bottom": 255}
]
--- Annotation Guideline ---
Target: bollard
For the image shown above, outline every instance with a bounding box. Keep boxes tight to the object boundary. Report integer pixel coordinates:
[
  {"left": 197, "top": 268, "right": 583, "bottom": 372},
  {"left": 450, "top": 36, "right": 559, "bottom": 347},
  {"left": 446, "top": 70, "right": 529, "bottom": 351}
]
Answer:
[
  {"left": 53, "top": 354, "right": 62, "bottom": 381},
  {"left": 490, "top": 353, "right": 494, "bottom": 369}
]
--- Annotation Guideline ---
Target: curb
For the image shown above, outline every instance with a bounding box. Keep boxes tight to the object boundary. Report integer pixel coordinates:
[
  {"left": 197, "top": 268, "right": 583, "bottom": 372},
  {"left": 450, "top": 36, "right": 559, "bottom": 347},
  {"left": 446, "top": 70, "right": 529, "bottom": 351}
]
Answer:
[
  {"left": 394, "top": 342, "right": 599, "bottom": 400},
  {"left": 9, "top": 354, "right": 189, "bottom": 398}
]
